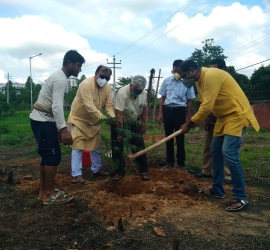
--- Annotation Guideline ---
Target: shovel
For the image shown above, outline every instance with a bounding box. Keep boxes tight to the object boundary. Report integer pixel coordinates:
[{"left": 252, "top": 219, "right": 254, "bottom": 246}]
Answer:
[{"left": 128, "top": 129, "right": 183, "bottom": 160}]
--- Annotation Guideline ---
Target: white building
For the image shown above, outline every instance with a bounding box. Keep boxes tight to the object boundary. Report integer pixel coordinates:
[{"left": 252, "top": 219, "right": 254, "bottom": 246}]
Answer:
[{"left": 0, "top": 82, "right": 25, "bottom": 95}]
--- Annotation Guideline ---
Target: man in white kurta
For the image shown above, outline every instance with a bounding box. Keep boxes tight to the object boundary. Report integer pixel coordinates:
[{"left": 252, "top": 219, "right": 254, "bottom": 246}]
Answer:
[{"left": 67, "top": 65, "right": 115, "bottom": 183}]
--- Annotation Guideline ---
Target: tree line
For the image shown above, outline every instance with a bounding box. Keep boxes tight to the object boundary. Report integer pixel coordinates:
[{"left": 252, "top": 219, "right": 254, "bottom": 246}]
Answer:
[{"left": 1, "top": 38, "right": 269, "bottom": 115}]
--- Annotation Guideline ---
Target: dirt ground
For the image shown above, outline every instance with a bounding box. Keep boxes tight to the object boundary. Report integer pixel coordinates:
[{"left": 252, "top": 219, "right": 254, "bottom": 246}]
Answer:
[{"left": 0, "top": 134, "right": 270, "bottom": 250}]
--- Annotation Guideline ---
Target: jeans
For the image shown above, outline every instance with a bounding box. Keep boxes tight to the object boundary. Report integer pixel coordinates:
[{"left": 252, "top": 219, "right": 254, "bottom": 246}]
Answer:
[{"left": 210, "top": 128, "right": 247, "bottom": 200}]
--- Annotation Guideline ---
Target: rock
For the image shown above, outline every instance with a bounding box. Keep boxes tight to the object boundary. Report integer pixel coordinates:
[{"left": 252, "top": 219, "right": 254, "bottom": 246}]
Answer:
[
  {"left": 153, "top": 227, "right": 167, "bottom": 237},
  {"left": 23, "top": 175, "right": 33, "bottom": 180},
  {"left": 148, "top": 218, "right": 156, "bottom": 224}
]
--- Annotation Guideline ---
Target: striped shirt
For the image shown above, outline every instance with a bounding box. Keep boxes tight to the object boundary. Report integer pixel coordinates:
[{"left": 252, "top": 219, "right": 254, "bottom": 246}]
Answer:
[{"left": 158, "top": 76, "right": 195, "bottom": 107}]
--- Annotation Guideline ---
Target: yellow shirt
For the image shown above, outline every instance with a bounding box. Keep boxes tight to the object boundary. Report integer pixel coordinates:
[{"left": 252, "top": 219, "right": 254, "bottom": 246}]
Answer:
[
  {"left": 67, "top": 76, "right": 115, "bottom": 150},
  {"left": 191, "top": 67, "right": 260, "bottom": 137}
]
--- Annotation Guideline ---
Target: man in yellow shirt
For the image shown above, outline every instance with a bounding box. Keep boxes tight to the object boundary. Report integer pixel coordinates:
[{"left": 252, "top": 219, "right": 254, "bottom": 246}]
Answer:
[
  {"left": 68, "top": 65, "right": 115, "bottom": 183},
  {"left": 179, "top": 60, "right": 259, "bottom": 212}
]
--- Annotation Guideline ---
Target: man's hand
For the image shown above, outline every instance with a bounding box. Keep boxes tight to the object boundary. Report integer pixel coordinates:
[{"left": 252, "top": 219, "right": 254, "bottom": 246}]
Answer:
[
  {"left": 142, "top": 122, "right": 146, "bottom": 133},
  {"left": 180, "top": 122, "right": 193, "bottom": 134},
  {"left": 157, "top": 113, "right": 163, "bottom": 123},
  {"left": 60, "top": 130, "right": 73, "bottom": 146}
]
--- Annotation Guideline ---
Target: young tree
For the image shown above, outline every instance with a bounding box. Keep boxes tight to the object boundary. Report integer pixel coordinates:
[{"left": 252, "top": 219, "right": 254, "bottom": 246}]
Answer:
[{"left": 188, "top": 38, "right": 227, "bottom": 67}]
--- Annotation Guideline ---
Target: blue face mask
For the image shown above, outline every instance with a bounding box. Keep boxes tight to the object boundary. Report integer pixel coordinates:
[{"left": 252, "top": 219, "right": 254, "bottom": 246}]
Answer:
[{"left": 130, "top": 91, "right": 139, "bottom": 98}]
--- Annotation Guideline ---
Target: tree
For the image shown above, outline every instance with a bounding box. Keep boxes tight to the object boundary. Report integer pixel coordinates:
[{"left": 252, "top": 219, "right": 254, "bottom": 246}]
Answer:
[
  {"left": 249, "top": 64, "right": 270, "bottom": 91},
  {"left": 188, "top": 38, "right": 227, "bottom": 67},
  {"left": 66, "top": 74, "right": 87, "bottom": 105},
  {"left": 226, "top": 66, "right": 250, "bottom": 92}
]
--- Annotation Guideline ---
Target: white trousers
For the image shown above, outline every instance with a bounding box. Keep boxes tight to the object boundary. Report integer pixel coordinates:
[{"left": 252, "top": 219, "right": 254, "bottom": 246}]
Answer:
[{"left": 70, "top": 125, "right": 102, "bottom": 177}]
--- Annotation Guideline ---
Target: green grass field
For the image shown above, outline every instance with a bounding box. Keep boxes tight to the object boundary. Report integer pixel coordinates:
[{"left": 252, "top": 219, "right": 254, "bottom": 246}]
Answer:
[{"left": 1, "top": 111, "right": 270, "bottom": 177}]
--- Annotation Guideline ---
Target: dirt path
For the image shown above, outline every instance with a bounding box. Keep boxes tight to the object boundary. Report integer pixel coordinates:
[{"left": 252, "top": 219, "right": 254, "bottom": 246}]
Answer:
[{"left": 0, "top": 135, "right": 270, "bottom": 249}]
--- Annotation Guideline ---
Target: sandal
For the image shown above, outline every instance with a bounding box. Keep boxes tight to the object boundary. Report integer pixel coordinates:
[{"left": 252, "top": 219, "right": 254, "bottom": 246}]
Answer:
[
  {"left": 113, "top": 174, "right": 123, "bottom": 181},
  {"left": 199, "top": 188, "right": 225, "bottom": 199},
  {"left": 37, "top": 188, "right": 61, "bottom": 200},
  {"left": 43, "top": 191, "right": 74, "bottom": 205},
  {"left": 141, "top": 172, "right": 150, "bottom": 181},
  {"left": 226, "top": 199, "right": 248, "bottom": 212}
]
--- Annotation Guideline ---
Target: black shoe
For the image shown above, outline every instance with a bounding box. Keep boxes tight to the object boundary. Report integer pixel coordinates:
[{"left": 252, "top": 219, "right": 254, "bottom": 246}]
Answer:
[
  {"left": 224, "top": 179, "right": 232, "bottom": 184},
  {"left": 93, "top": 170, "right": 110, "bottom": 177},
  {"left": 160, "top": 164, "right": 173, "bottom": 170},
  {"left": 195, "top": 172, "right": 213, "bottom": 178},
  {"left": 176, "top": 165, "right": 187, "bottom": 172}
]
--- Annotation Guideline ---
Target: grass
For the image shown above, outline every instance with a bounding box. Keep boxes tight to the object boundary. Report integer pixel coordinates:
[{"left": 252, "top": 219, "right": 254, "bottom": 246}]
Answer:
[{"left": 1, "top": 111, "right": 270, "bottom": 177}]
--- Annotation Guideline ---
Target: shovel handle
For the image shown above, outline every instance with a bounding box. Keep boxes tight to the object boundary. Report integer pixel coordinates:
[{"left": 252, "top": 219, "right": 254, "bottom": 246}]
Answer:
[{"left": 128, "top": 129, "right": 183, "bottom": 160}]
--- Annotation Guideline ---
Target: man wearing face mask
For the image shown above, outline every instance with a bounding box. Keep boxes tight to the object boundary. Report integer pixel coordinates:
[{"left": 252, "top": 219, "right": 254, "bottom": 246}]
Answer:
[
  {"left": 67, "top": 65, "right": 115, "bottom": 183},
  {"left": 195, "top": 59, "right": 232, "bottom": 184},
  {"left": 111, "top": 75, "right": 150, "bottom": 181},
  {"left": 158, "top": 59, "right": 195, "bottom": 171},
  {"left": 179, "top": 60, "right": 260, "bottom": 212}
]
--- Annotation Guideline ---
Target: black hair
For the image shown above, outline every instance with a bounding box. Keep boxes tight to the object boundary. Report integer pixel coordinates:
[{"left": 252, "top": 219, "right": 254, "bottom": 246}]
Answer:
[
  {"left": 210, "top": 58, "right": 226, "bottom": 70},
  {"left": 180, "top": 60, "right": 199, "bottom": 72},
  {"left": 95, "top": 65, "right": 112, "bottom": 75},
  {"left": 173, "top": 59, "right": 183, "bottom": 67},
  {"left": 63, "top": 50, "right": 85, "bottom": 66}
]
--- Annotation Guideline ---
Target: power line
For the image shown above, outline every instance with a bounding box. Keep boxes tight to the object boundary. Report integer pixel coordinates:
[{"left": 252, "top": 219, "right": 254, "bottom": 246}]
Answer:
[
  {"left": 83, "top": 0, "right": 198, "bottom": 69},
  {"left": 232, "top": 41, "right": 270, "bottom": 60},
  {"left": 226, "top": 33, "right": 270, "bottom": 57},
  {"left": 114, "top": 0, "right": 197, "bottom": 56},
  {"left": 236, "top": 59, "right": 270, "bottom": 71},
  {"left": 120, "top": 0, "right": 219, "bottom": 61}
]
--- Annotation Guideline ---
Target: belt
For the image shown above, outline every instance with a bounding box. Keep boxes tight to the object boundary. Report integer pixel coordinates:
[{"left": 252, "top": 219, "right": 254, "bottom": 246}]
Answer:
[{"left": 164, "top": 105, "right": 186, "bottom": 110}]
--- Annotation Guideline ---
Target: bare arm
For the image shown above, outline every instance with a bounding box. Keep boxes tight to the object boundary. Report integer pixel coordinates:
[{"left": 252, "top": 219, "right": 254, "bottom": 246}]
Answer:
[{"left": 158, "top": 96, "right": 165, "bottom": 123}]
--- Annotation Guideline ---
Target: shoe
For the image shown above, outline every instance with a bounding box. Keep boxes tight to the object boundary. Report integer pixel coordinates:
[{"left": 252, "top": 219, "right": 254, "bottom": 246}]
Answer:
[
  {"left": 140, "top": 172, "right": 150, "bottom": 180},
  {"left": 176, "top": 165, "right": 187, "bottom": 172},
  {"left": 73, "top": 175, "right": 86, "bottom": 184},
  {"left": 93, "top": 170, "right": 110, "bottom": 177},
  {"left": 224, "top": 179, "right": 232, "bottom": 184},
  {"left": 43, "top": 191, "right": 74, "bottom": 205},
  {"left": 226, "top": 199, "right": 248, "bottom": 212},
  {"left": 113, "top": 174, "right": 123, "bottom": 181},
  {"left": 199, "top": 188, "right": 225, "bottom": 199},
  {"left": 160, "top": 164, "right": 173, "bottom": 170},
  {"left": 195, "top": 172, "right": 213, "bottom": 178}
]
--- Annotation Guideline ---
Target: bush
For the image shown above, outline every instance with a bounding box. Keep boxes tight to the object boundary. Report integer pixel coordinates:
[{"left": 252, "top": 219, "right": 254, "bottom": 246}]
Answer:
[{"left": 0, "top": 123, "right": 10, "bottom": 134}]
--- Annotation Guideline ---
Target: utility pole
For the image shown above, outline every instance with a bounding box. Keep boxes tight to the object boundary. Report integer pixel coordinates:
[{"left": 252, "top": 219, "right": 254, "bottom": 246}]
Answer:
[
  {"left": 152, "top": 69, "right": 163, "bottom": 122},
  {"left": 147, "top": 69, "right": 155, "bottom": 122},
  {"left": 107, "top": 55, "right": 122, "bottom": 100},
  {"left": 5, "top": 73, "right": 12, "bottom": 104}
]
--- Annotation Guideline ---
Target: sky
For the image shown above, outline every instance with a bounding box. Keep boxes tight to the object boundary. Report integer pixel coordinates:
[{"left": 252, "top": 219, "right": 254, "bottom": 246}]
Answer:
[{"left": 0, "top": 0, "right": 270, "bottom": 91}]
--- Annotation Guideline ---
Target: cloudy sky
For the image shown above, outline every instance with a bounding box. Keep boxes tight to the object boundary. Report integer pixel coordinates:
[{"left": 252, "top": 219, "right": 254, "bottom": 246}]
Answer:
[{"left": 0, "top": 0, "right": 270, "bottom": 90}]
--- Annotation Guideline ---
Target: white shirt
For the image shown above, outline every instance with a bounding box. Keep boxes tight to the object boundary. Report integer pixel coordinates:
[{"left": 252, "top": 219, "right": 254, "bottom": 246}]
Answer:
[
  {"left": 114, "top": 85, "right": 147, "bottom": 120},
  {"left": 29, "top": 69, "right": 68, "bottom": 131}
]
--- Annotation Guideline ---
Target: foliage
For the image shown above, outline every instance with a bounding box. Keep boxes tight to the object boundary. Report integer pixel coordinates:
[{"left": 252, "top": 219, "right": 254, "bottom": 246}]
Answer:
[
  {"left": 65, "top": 74, "right": 86, "bottom": 105},
  {"left": 188, "top": 38, "right": 227, "bottom": 67},
  {"left": 226, "top": 66, "right": 250, "bottom": 92},
  {"left": 249, "top": 64, "right": 270, "bottom": 91}
]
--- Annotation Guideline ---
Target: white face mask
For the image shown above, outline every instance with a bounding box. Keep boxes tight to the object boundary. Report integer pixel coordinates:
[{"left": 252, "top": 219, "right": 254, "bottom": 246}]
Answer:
[{"left": 97, "top": 77, "right": 108, "bottom": 87}]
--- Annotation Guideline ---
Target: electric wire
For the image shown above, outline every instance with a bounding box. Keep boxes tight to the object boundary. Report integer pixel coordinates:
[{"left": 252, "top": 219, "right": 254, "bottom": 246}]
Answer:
[
  {"left": 120, "top": 0, "right": 219, "bottom": 61},
  {"left": 83, "top": 0, "right": 197, "bottom": 68}
]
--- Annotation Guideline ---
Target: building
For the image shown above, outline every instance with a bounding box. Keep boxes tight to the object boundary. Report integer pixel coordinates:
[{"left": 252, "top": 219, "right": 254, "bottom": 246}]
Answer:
[{"left": 0, "top": 82, "right": 25, "bottom": 95}]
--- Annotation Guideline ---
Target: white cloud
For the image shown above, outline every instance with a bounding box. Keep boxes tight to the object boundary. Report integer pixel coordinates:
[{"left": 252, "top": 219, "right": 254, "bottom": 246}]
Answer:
[
  {"left": 0, "top": 15, "right": 110, "bottom": 83},
  {"left": 0, "top": 70, "right": 5, "bottom": 83}
]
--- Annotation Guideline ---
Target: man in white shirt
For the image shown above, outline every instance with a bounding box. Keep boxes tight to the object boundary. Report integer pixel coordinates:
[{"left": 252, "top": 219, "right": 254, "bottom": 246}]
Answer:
[
  {"left": 111, "top": 75, "right": 150, "bottom": 181},
  {"left": 30, "top": 50, "right": 85, "bottom": 205}
]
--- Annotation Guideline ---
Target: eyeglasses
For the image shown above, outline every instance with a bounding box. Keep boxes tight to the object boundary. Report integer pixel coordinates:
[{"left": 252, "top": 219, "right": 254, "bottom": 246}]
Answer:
[{"left": 99, "top": 75, "right": 110, "bottom": 81}]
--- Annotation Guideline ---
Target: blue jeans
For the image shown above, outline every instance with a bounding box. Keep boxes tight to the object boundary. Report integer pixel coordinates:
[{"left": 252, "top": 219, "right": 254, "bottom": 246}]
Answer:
[{"left": 210, "top": 128, "right": 247, "bottom": 200}]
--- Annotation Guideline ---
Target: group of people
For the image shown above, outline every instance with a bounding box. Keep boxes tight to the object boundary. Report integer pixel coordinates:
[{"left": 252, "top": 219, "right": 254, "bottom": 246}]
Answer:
[
  {"left": 30, "top": 50, "right": 150, "bottom": 205},
  {"left": 30, "top": 50, "right": 259, "bottom": 212}
]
